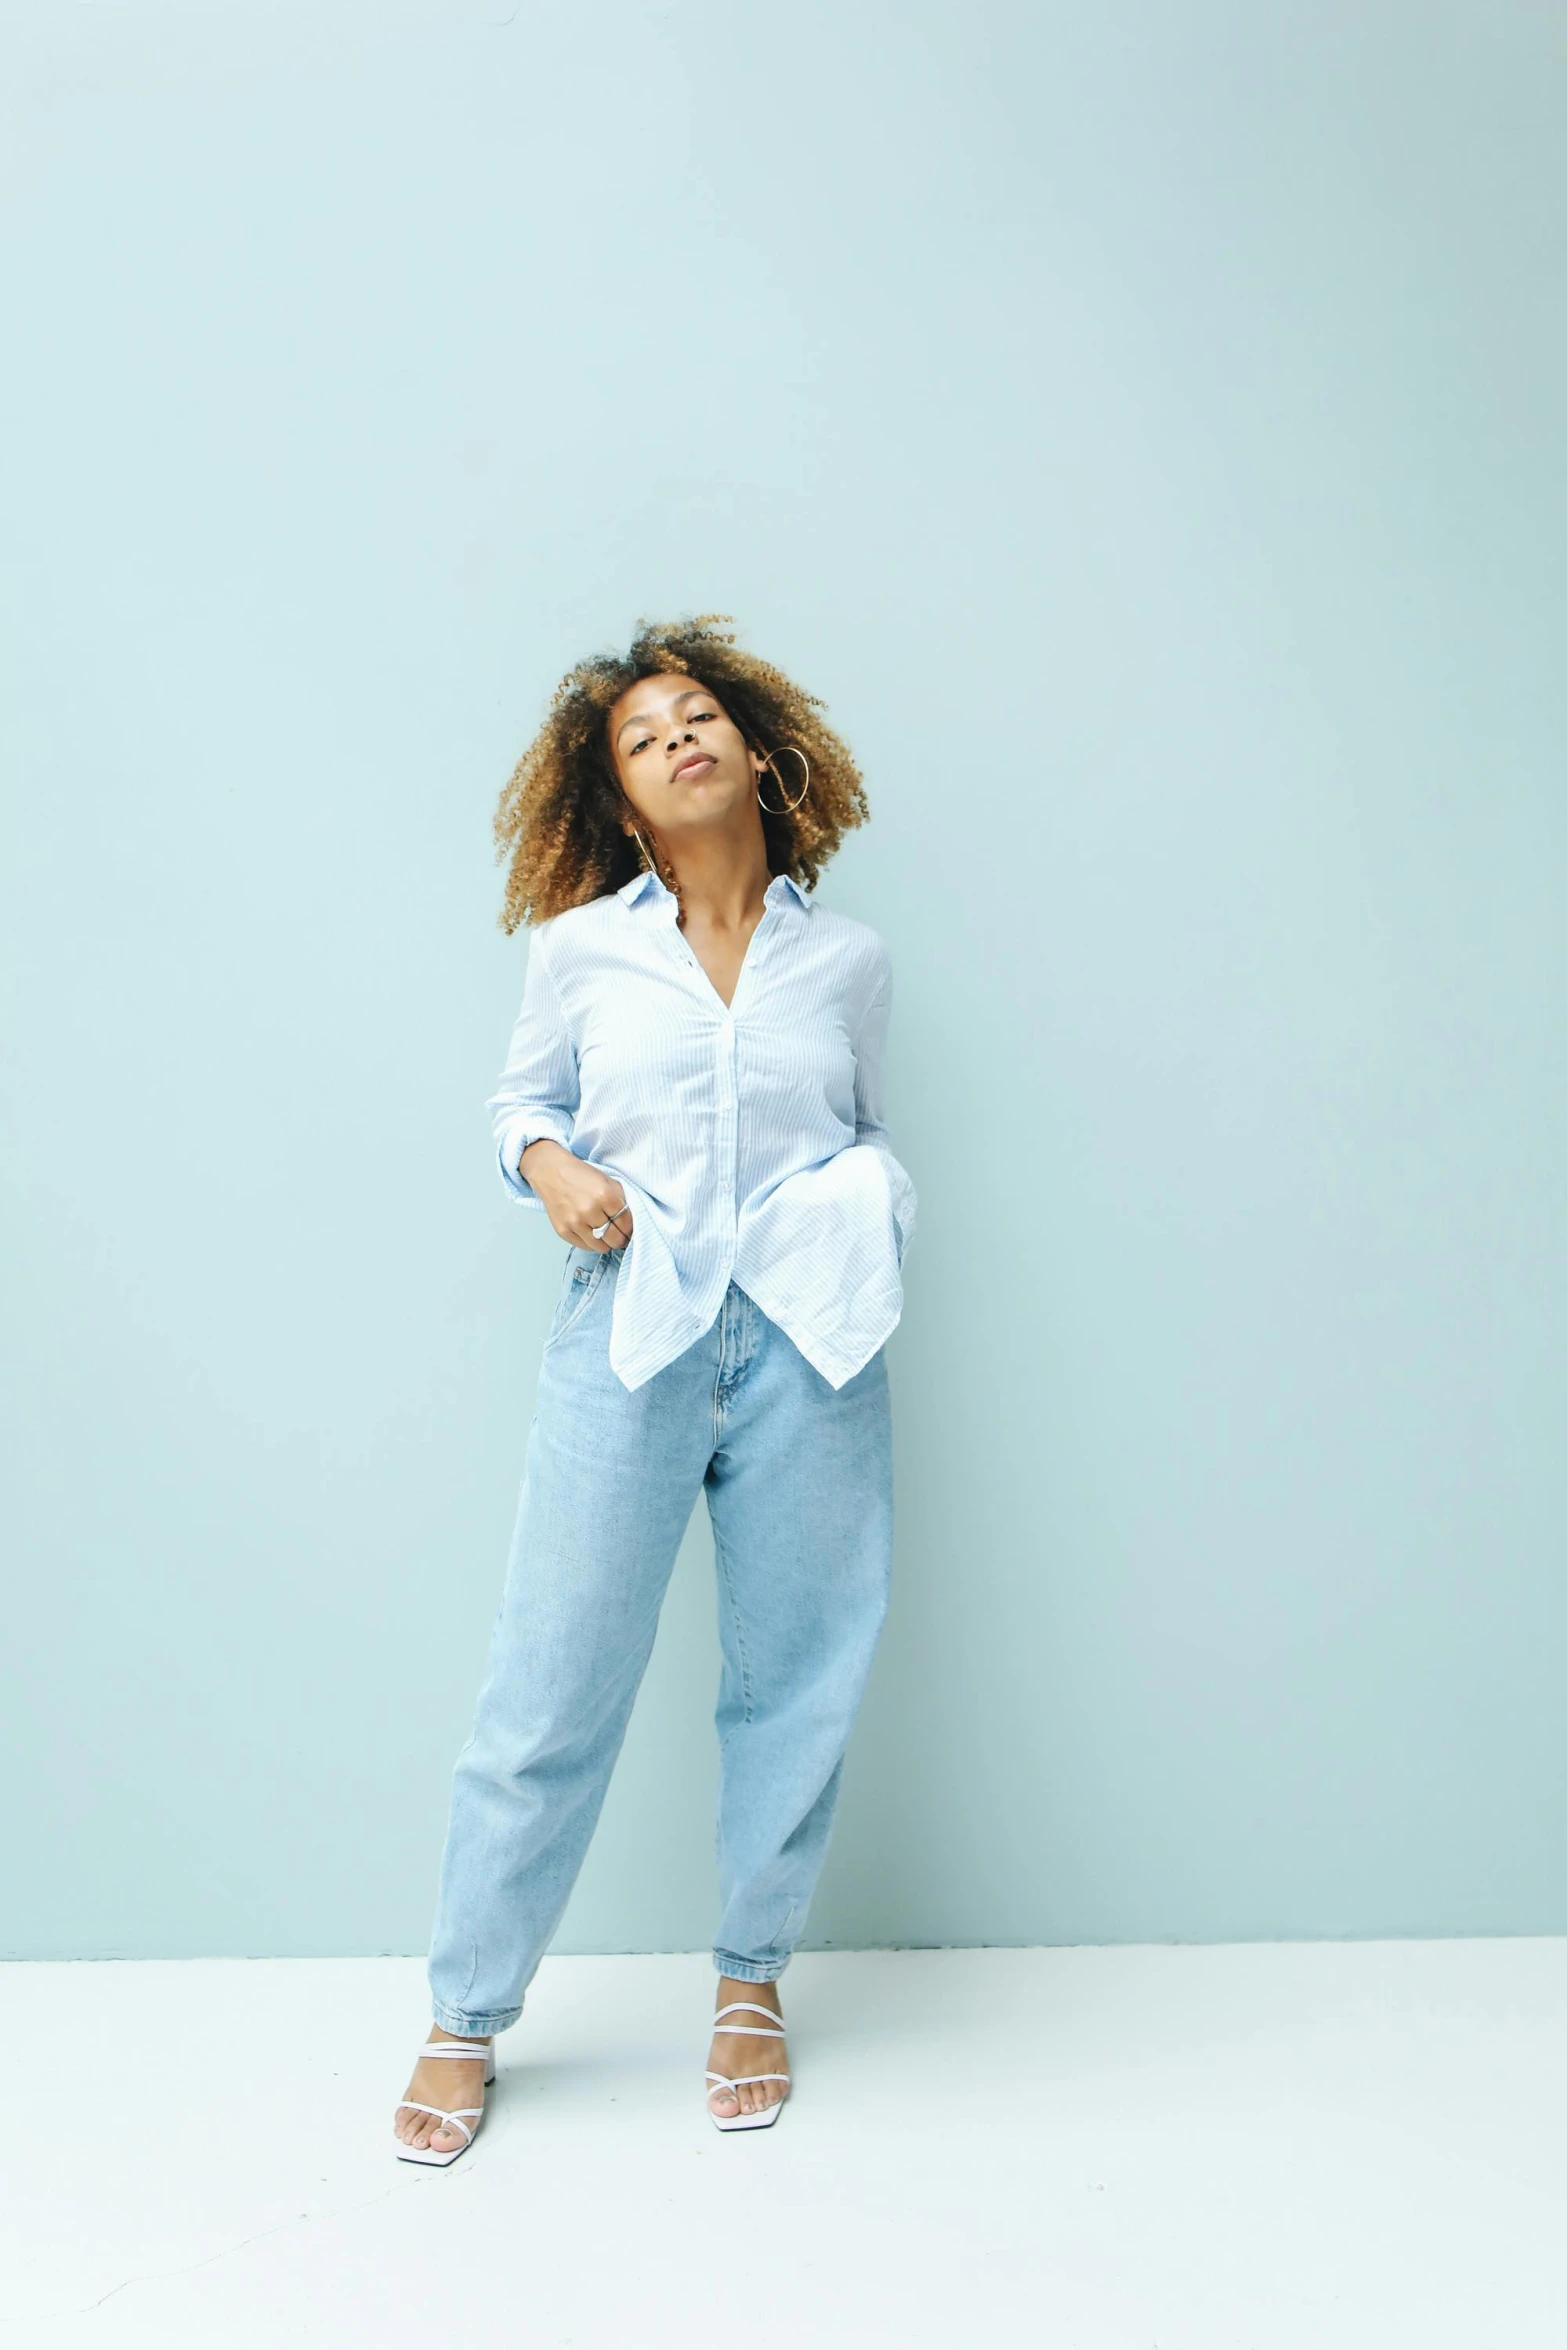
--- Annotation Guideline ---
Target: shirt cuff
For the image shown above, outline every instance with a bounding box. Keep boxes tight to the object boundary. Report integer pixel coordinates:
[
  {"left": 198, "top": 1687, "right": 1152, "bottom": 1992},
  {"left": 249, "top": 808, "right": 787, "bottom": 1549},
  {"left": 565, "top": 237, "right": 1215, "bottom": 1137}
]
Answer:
[
  {"left": 495, "top": 1112, "right": 575, "bottom": 1209},
  {"left": 860, "top": 1140, "right": 916, "bottom": 1267}
]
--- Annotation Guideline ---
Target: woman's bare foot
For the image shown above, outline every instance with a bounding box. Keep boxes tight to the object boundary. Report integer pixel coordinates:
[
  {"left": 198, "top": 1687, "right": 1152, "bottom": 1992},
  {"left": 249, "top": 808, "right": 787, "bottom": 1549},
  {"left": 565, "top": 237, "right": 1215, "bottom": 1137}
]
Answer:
[
  {"left": 706, "top": 1975, "right": 789, "bottom": 2121},
  {"left": 393, "top": 2027, "right": 493, "bottom": 2155}
]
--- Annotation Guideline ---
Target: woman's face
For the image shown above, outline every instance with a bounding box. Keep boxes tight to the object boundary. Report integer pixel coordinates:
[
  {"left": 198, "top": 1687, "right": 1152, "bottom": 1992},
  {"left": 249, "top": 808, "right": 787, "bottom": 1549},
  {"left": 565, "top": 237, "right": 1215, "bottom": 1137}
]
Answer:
[{"left": 607, "top": 671, "right": 764, "bottom": 845}]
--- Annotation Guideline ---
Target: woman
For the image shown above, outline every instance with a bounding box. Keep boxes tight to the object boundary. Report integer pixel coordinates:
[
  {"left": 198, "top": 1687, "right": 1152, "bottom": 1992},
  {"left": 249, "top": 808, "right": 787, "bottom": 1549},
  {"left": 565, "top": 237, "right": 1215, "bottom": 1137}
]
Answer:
[{"left": 393, "top": 614, "right": 916, "bottom": 2159}]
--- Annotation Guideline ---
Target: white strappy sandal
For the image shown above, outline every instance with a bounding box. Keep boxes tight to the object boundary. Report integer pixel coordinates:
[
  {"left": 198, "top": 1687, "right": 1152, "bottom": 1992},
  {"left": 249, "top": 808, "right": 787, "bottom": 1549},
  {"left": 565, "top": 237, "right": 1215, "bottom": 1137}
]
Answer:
[
  {"left": 705, "top": 2000, "right": 791, "bottom": 2132},
  {"left": 394, "top": 2035, "right": 497, "bottom": 2167}
]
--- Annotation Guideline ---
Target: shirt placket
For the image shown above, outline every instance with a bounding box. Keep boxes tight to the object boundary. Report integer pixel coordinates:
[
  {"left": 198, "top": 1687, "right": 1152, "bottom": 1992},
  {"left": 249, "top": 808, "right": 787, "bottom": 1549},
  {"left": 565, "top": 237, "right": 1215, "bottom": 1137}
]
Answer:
[{"left": 714, "top": 1010, "right": 739, "bottom": 1241}]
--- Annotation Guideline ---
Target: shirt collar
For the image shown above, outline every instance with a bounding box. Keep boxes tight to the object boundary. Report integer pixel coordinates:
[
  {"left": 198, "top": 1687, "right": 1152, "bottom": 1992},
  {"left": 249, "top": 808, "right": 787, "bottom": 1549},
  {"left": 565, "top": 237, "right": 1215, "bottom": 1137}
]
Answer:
[{"left": 616, "top": 867, "right": 813, "bottom": 912}]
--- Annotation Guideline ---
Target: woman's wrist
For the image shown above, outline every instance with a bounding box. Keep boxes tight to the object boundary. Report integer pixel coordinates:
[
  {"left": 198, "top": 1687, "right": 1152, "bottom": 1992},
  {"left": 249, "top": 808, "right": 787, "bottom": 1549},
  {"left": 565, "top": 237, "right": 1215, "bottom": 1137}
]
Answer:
[{"left": 518, "top": 1138, "right": 569, "bottom": 1183}]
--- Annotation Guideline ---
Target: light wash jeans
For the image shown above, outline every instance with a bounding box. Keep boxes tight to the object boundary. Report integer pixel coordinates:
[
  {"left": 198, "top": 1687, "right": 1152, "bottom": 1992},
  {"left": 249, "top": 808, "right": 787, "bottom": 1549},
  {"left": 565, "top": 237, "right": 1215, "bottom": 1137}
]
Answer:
[{"left": 426, "top": 1240, "right": 894, "bottom": 2036}]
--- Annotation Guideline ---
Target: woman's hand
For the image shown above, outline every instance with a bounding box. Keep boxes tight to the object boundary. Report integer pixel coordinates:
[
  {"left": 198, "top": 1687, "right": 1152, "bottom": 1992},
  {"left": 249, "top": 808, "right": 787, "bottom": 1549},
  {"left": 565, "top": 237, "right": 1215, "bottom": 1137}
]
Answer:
[{"left": 517, "top": 1140, "right": 634, "bottom": 1251}]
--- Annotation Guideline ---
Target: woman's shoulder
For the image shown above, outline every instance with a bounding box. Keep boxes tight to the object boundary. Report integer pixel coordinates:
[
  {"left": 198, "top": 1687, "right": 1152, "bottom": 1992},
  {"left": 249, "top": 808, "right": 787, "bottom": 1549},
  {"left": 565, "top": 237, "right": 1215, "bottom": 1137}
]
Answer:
[
  {"left": 526, "top": 890, "right": 627, "bottom": 961},
  {"left": 806, "top": 898, "right": 894, "bottom": 982}
]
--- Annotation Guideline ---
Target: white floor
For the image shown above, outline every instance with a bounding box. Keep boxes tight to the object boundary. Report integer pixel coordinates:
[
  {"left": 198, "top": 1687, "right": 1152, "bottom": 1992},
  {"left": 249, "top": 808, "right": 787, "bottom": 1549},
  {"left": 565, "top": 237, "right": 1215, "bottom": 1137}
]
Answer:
[{"left": 9, "top": 1939, "right": 1566, "bottom": 2346}]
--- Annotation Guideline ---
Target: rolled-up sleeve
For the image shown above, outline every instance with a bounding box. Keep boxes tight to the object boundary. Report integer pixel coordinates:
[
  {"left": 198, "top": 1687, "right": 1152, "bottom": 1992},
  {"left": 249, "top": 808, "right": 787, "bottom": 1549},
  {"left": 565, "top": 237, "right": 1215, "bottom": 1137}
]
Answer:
[
  {"left": 484, "top": 931, "right": 579, "bottom": 1209},
  {"left": 853, "top": 961, "right": 918, "bottom": 1266}
]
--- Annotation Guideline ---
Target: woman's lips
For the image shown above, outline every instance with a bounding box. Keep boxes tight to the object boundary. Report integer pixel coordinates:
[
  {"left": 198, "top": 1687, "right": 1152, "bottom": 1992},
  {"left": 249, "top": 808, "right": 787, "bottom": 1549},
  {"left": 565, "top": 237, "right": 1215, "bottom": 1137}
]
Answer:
[{"left": 672, "top": 755, "right": 715, "bottom": 781}]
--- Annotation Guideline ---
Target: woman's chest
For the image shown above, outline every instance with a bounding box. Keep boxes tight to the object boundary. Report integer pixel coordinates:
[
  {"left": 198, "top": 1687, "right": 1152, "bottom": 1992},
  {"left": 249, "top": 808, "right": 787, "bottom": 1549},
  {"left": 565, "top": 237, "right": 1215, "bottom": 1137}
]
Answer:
[{"left": 575, "top": 957, "right": 857, "bottom": 1112}]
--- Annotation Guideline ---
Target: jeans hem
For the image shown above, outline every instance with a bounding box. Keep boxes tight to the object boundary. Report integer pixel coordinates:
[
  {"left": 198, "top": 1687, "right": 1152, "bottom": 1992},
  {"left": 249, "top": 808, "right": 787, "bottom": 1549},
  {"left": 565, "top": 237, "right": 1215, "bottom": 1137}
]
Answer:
[
  {"left": 430, "top": 2000, "right": 523, "bottom": 2036},
  {"left": 712, "top": 1949, "right": 790, "bottom": 1984}
]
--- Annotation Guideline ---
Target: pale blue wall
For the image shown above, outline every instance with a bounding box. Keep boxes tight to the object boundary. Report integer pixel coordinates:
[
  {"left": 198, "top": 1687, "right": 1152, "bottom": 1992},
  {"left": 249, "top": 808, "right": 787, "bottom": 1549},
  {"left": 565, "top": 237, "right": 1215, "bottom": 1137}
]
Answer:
[{"left": 4, "top": 0, "right": 1565, "bottom": 1961}]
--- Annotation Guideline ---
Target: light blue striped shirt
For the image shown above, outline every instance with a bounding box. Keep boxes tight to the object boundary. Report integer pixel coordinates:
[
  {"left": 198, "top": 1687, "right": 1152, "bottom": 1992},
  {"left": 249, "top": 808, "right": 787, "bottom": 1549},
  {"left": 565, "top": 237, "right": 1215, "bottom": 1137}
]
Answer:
[{"left": 486, "top": 864, "right": 916, "bottom": 1392}]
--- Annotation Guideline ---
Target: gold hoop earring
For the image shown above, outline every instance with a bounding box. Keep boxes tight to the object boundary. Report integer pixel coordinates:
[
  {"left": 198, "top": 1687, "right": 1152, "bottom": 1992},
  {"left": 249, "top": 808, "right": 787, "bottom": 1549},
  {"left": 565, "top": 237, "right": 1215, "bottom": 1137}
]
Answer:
[
  {"left": 628, "top": 823, "right": 682, "bottom": 912},
  {"left": 757, "top": 743, "right": 810, "bottom": 816}
]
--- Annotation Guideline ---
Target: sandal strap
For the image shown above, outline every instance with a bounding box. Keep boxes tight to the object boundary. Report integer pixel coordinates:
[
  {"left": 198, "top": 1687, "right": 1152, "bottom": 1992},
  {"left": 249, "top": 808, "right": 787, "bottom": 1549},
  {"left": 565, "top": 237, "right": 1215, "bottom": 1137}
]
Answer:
[
  {"left": 710, "top": 2023, "right": 787, "bottom": 2038},
  {"left": 705, "top": 2070, "right": 791, "bottom": 2088},
  {"left": 395, "top": 2101, "right": 480, "bottom": 2142},
  {"left": 713, "top": 2002, "right": 787, "bottom": 2030},
  {"left": 419, "top": 2041, "right": 493, "bottom": 2058}
]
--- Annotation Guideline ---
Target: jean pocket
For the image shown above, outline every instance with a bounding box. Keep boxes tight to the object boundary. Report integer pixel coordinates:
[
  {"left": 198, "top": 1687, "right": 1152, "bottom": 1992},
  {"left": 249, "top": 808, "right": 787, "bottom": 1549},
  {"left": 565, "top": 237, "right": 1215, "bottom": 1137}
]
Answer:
[{"left": 544, "top": 1246, "right": 611, "bottom": 1351}]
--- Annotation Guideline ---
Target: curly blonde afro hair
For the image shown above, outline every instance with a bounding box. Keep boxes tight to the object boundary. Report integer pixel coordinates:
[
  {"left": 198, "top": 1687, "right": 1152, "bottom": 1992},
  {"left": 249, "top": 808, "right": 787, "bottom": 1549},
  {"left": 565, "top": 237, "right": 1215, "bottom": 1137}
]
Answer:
[{"left": 492, "top": 614, "right": 870, "bottom": 932}]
